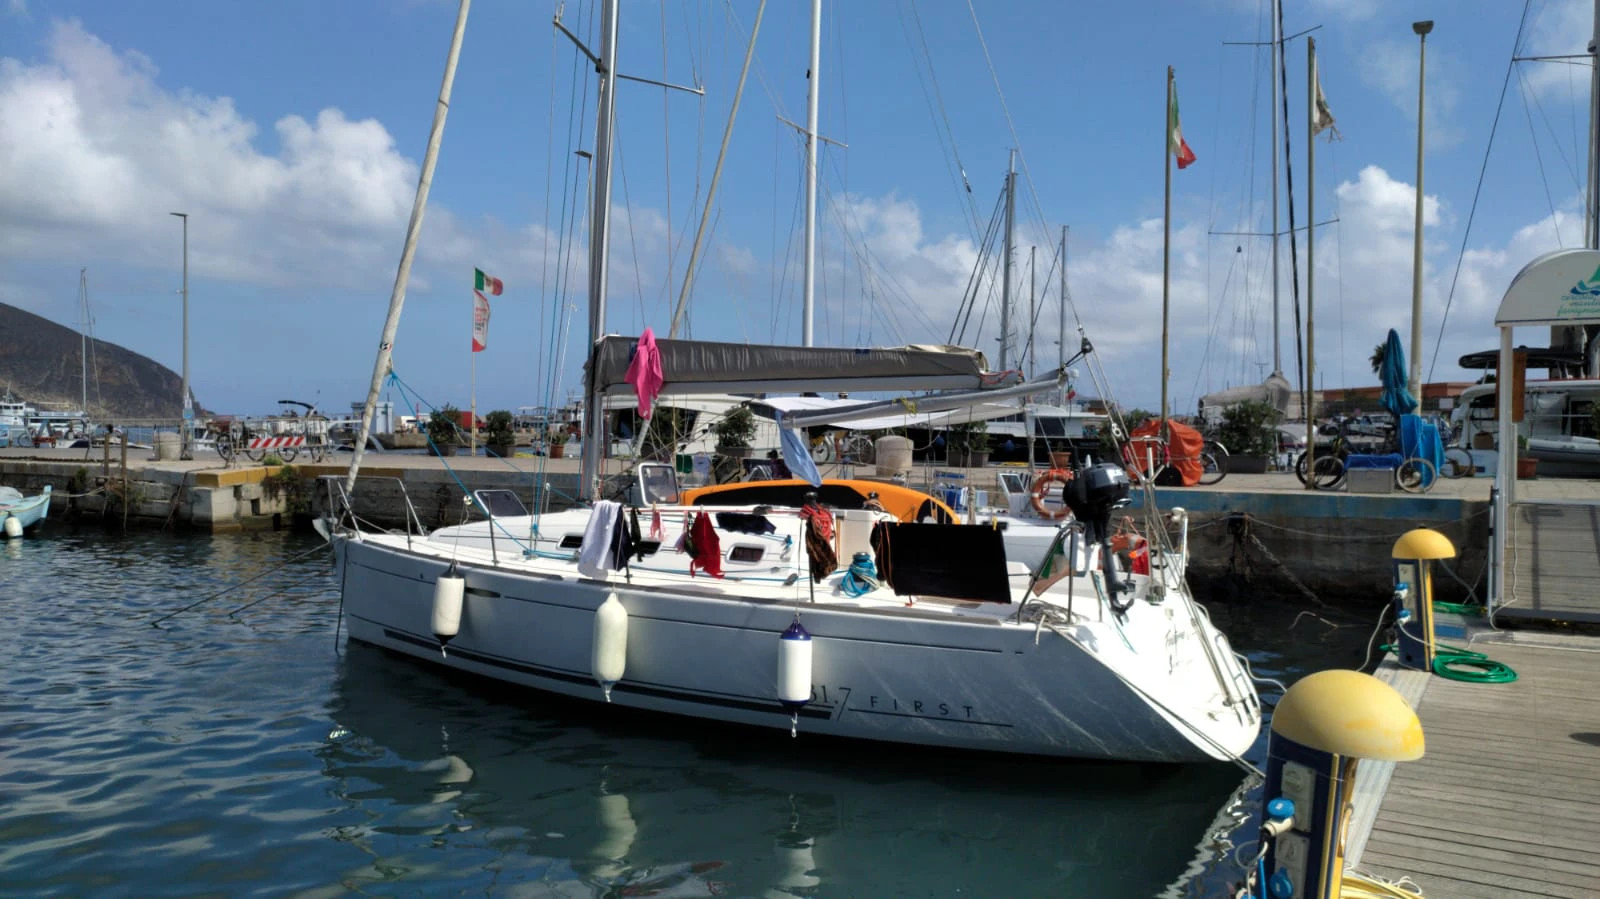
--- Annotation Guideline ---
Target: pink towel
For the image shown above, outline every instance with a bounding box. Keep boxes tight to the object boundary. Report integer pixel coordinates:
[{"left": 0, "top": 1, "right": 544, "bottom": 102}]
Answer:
[{"left": 624, "top": 327, "right": 665, "bottom": 419}]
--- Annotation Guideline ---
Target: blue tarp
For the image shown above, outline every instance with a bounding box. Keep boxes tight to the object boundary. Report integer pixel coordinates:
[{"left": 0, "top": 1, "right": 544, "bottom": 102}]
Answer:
[{"left": 1397, "top": 413, "right": 1444, "bottom": 488}]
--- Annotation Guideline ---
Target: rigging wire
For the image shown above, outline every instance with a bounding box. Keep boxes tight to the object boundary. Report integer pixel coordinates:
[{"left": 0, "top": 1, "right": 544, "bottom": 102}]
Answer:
[
  {"left": 1425, "top": 0, "right": 1536, "bottom": 384},
  {"left": 962, "top": 0, "right": 1087, "bottom": 332},
  {"left": 902, "top": 0, "right": 983, "bottom": 237},
  {"left": 1516, "top": 64, "right": 1568, "bottom": 247},
  {"left": 661, "top": 1, "right": 676, "bottom": 316}
]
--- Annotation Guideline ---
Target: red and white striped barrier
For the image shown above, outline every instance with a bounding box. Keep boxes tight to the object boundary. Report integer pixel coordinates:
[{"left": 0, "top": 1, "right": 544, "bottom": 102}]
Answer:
[{"left": 246, "top": 435, "right": 305, "bottom": 449}]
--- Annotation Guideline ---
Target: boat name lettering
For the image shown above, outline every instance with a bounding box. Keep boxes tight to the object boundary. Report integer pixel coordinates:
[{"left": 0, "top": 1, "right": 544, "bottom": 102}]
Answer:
[{"left": 813, "top": 684, "right": 975, "bottom": 719}]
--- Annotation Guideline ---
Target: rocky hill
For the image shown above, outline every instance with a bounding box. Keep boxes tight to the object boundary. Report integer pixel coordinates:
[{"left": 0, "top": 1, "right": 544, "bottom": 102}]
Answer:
[{"left": 0, "top": 302, "right": 199, "bottom": 420}]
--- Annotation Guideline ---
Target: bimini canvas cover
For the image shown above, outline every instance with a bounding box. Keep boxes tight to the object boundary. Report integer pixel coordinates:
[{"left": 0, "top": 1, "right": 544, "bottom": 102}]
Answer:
[
  {"left": 1128, "top": 419, "right": 1204, "bottom": 486},
  {"left": 589, "top": 336, "right": 993, "bottom": 396}
]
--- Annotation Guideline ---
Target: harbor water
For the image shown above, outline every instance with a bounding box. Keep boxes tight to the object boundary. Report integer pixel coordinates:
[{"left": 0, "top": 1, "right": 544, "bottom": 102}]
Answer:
[{"left": 0, "top": 528, "right": 1375, "bottom": 896}]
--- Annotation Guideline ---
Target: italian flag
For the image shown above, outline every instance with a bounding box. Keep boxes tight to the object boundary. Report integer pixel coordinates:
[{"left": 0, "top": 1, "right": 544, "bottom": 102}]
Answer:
[
  {"left": 1169, "top": 82, "right": 1197, "bottom": 170},
  {"left": 474, "top": 268, "right": 503, "bottom": 296}
]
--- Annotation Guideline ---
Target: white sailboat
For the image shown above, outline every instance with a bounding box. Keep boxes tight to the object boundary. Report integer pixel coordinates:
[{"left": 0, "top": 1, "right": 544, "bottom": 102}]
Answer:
[{"left": 325, "top": 0, "right": 1261, "bottom": 764}]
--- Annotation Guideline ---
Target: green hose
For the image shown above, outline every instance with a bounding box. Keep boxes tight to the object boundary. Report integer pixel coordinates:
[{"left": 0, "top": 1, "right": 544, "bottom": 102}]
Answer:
[
  {"left": 1432, "top": 643, "right": 1518, "bottom": 683},
  {"left": 1431, "top": 600, "right": 1483, "bottom": 616},
  {"left": 1379, "top": 642, "right": 1518, "bottom": 684}
]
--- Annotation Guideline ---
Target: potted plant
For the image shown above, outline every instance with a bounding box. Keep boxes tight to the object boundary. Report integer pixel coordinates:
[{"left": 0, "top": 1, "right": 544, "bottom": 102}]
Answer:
[
  {"left": 548, "top": 428, "right": 569, "bottom": 459},
  {"left": 711, "top": 405, "right": 757, "bottom": 459},
  {"left": 427, "top": 405, "right": 460, "bottom": 456},
  {"left": 1516, "top": 433, "right": 1538, "bottom": 479},
  {"left": 946, "top": 420, "right": 990, "bottom": 468},
  {"left": 484, "top": 409, "right": 516, "bottom": 459},
  {"left": 1213, "top": 400, "right": 1281, "bottom": 474}
]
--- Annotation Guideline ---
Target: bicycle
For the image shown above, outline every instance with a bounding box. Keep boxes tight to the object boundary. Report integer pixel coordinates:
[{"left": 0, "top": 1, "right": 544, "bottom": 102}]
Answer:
[
  {"left": 1295, "top": 419, "right": 1439, "bottom": 493},
  {"left": 808, "top": 430, "right": 875, "bottom": 466},
  {"left": 1119, "top": 432, "right": 1226, "bottom": 486}
]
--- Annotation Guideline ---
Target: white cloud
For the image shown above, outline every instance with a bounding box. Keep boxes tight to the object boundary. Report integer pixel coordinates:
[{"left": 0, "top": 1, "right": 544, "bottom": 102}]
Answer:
[{"left": 1357, "top": 37, "right": 1464, "bottom": 148}]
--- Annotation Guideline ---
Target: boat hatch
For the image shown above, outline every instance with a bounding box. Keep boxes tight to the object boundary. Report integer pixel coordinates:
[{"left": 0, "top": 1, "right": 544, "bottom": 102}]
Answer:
[
  {"left": 559, "top": 534, "right": 584, "bottom": 549},
  {"left": 727, "top": 545, "right": 764, "bottom": 563},
  {"left": 475, "top": 489, "right": 529, "bottom": 518},
  {"left": 637, "top": 463, "right": 680, "bottom": 505}
]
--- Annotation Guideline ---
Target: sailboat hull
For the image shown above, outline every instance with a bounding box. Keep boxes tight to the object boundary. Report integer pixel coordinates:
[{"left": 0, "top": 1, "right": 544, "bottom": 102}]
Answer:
[{"left": 336, "top": 534, "right": 1258, "bottom": 763}]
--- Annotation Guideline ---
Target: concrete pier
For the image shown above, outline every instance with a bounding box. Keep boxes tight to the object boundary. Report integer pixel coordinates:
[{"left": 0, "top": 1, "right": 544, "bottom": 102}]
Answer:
[{"left": 1, "top": 446, "right": 1552, "bottom": 601}]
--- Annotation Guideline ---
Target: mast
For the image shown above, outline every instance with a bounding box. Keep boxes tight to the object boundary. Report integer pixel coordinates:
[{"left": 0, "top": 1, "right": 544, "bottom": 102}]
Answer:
[
  {"left": 1269, "top": 0, "right": 1282, "bottom": 377},
  {"left": 580, "top": 0, "right": 621, "bottom": 498},
  {"left": 79, "top": 268, "right": 88, "bottom": 415},
  {"left": 1162, "top": 67, "right": 1174, "bottom": 429},
  {"left": 1586, "top": 0, "right": 1600, "bottom": 374},
  {"left": 1590, "top": 0, "right": 1600, "bottom": 250},
  {"left": 344, "top": 0, "right": 471, "bottom": 493},
  {"left": 802, "top": 0, "right": 821, "bottom": 347},
  {"left": 1027, "top": 245, "right": 1036, "bottom": 375},
  {"left": 1059, "top": 226, "right": 1068, "bottom": 403},
  {"left": 1000, "top": 149, "right": 1016, "bottom": 370},
  {"left": 1306, "top": 38, "right": 1317, "bottom": 486}
]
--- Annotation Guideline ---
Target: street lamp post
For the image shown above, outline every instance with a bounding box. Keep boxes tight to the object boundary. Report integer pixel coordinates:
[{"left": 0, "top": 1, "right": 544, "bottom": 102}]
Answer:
[
  {"left": 1409, "top": 20, "right": 1433, "bottom": 403},
  {"left": 170, "top": 212, "right": 191, "bottom": 459}
]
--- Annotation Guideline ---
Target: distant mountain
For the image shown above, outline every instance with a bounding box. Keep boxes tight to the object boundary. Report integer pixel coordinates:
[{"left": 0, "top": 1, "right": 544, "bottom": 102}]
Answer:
[{"left": 0, "top": 302, "right": 200, "bottom": 420}]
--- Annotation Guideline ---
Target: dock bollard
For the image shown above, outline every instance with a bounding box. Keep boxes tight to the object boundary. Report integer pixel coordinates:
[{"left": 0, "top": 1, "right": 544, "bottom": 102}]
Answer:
[
  {"left": 1390, "top": 528, "right": 1456, "bottom": 673},
  {"left": 1244, "top": 670, "right": 1424, "bottom": 899}
]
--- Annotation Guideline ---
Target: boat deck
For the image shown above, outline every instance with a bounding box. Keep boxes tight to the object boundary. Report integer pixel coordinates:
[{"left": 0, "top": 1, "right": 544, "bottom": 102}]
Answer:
[{"left": 1345, "top": 631, "right": 1600, "bottom": 897}]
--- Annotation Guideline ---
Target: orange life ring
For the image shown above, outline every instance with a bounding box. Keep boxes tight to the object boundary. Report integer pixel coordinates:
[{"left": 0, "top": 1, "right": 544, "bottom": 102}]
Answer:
[{"left": 1028, "top": 469, "right": 1074, "bottom": 520}]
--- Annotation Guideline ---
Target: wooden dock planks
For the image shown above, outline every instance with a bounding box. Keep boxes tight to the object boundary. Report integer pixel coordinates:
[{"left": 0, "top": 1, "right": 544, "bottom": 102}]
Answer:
[
  {"left": 1502, "top": 502, "right": 1600, "bottom": 623},
  {"left": 1357, "top": 640, "right": 1600, "bottom": 898}
]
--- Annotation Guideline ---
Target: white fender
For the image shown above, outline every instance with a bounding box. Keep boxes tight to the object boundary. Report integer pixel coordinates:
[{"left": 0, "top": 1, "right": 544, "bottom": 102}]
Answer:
[
  {"left": 777, "top": 620, "right": 813, "bottom": 710},
  {"left": 3, "top": 515, "right": 22, "bottom": 539},
  {"left": 592, "top": 592, "right": 629, "bottom": 701},
  {"left": 431, "top": 569, "right": 465, "bottom": 654}
]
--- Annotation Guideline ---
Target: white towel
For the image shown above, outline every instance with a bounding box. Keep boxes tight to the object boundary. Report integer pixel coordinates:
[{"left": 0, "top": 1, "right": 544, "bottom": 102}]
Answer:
[{"left": 577, "top": 501, "right": 622, "bottom": 579}]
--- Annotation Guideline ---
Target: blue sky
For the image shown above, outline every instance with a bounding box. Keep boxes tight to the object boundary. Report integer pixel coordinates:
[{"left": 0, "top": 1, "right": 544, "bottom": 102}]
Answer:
[{"left": 2, "top": 0, "right": 1595, "bottom": 420}]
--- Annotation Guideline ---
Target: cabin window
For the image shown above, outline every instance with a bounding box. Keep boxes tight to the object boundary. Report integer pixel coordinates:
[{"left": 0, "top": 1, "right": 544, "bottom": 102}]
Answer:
[
  {"left": 474, "top": 489, "right": 528, "bottom": 518},
  {"left": 1032, "top": 417, "right": 1067, "bottom": 438},
  {"left": 727, "top": 544, "right": 764, "bottom": 563},
  {"left": 638, "top": 463, "right": 680, "bottom": 505},
  {"left": 559, "top": 534, "right": 584, "bottom": 549}
]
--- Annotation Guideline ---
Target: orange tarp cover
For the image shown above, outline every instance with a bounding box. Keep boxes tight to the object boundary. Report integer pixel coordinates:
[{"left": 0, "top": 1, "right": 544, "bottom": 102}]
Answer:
[{"left": 1127, "top": 419, "right": 1204, "bottom": 486}]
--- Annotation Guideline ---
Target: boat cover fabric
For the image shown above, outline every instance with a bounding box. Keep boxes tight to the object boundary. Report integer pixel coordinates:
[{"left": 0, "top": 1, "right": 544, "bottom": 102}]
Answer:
[
  {"left": 590, "top": 336, "right": 989, "bottom": 394},
  {"left": 680, "top": 479, "right": 959, "bottom": 524},
  {"left": 623, "top": 327, "right": 664, "bottom": 417},
  {"left": 869, "top": 522, "right": 1011, "bottom": 604},
  {"left": 1128, "top": 419, "right": 1204, "bottom": 486}
]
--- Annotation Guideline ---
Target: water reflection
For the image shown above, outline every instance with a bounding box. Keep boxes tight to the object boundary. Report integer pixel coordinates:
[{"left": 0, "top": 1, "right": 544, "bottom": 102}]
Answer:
[{"left": 324, "top": 643, "right": 1250, "bottom": 897}]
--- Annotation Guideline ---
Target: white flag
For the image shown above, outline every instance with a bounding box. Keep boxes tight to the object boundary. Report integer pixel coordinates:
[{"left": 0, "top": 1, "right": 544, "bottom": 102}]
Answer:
[
  {"left": 1312, "top": 64, "right": 1340, "bottom": 140},
  {"left": 471, "top": 289, "right": 491, "bottom": 352}
]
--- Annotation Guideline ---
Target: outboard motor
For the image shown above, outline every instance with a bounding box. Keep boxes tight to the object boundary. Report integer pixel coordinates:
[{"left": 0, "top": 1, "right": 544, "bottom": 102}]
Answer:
[{"left": 1061, "top": 463, "right": 1135, "bottom": 607}]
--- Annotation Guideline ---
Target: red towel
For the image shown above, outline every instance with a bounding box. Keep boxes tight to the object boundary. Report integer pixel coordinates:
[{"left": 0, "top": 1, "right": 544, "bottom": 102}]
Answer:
[
  {"left": 799, "top": 503, "right": 834, "bottom": 541},
  {"left": 687, "top": 512, "right": 723, "bottom": 578}
]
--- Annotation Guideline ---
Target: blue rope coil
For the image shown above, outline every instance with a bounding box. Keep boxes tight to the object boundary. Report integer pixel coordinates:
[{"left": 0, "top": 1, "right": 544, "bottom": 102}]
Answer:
[{"left": 840, "top": 552, "right": 880, "bottom": 597}]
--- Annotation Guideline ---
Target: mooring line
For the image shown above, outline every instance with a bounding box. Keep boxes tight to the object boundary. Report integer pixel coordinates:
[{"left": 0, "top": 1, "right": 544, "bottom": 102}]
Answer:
[
  {"left": 149, "top": 543, "right": 331, "bottom": 627},
  {"left": 225, "top": 567, "right": 334, "bottom": 619}
]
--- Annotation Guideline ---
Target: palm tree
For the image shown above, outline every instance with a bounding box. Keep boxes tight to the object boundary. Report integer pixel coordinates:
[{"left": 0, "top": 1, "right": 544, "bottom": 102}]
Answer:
[{"left": 1369, "top": 343, "right": 1386, "bottom": 376}]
